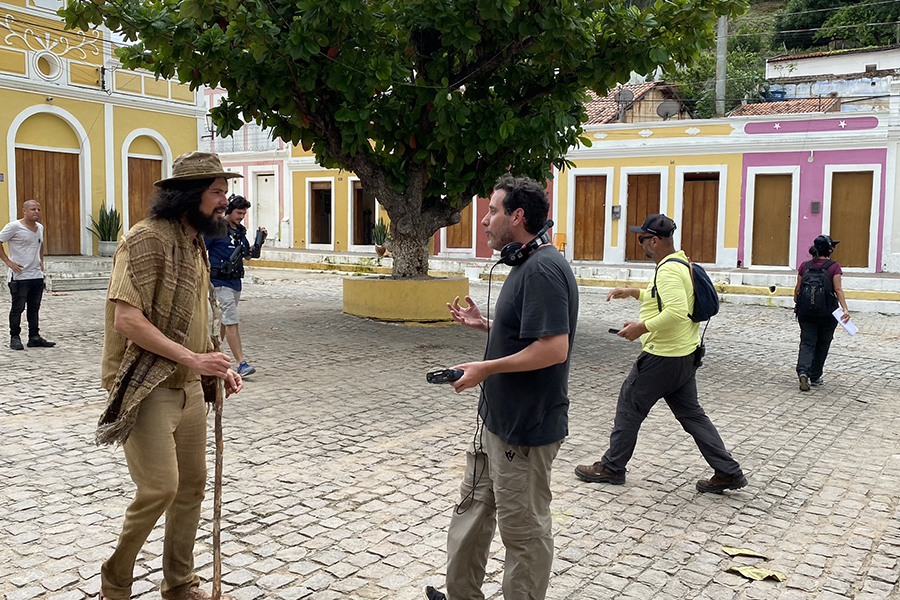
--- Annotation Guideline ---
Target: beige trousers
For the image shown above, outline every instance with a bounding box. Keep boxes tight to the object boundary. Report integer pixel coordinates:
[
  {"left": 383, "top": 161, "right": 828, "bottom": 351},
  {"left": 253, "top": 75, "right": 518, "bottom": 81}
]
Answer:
[
  {"left": 101, "top": 381, "right": 206, "bottom": 600},
  {"left": 446, "top": 428, "right": 562, "bottom": 600}
]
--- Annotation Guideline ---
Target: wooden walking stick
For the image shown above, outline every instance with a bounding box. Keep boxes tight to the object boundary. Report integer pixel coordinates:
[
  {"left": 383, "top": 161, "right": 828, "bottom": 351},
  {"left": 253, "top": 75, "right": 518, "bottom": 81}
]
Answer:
[
  {"left": 208, "top": 286, "right": 226, "bottom": 600},
  {"left": 213, "top": 387, "right": 224, "bottom": 600}
]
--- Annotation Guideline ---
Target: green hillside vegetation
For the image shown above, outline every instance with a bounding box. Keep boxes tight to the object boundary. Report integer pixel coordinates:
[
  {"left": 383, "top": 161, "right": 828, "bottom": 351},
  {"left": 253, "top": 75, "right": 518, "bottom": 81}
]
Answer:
[{"left": 669, "top": 0, "right": 899, "bottom": 118}]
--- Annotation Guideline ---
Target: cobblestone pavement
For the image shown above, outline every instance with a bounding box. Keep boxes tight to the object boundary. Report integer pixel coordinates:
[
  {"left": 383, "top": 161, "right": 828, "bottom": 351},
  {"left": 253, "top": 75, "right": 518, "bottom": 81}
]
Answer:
[{"left": 2, "top": 269, "right": 900, "bottom": 600}]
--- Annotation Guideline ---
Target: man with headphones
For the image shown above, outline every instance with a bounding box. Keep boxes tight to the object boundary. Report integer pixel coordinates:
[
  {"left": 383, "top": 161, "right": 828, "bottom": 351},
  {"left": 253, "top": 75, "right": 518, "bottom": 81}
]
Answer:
[
  {"left": 205, "top": 195, "right": 266, "bottom": 377},
  {"left": 427, "top": 175, "right": 579, "bottom": 600}
]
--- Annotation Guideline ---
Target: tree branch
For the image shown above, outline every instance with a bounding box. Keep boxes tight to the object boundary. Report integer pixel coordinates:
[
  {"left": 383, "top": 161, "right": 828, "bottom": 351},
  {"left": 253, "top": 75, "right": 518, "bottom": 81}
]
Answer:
[{"left": 450, "top": 37, "right": 537, "bottom": 90}]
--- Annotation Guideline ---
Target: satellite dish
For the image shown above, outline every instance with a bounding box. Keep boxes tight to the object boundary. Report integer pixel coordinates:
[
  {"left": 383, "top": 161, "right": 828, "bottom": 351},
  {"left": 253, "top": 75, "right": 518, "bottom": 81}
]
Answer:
[
  {"left": 656, "top": 99, "right": 681, "bottom": 120},
  {"left": 616, "top": 89, "right": 634, "bottom": 104}
]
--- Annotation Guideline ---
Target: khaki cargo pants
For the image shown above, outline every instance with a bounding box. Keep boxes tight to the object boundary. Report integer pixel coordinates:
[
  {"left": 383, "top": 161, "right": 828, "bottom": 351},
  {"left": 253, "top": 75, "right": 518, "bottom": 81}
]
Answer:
[{"left": 446, "top": 428, "right": 562, "bottom": 600}]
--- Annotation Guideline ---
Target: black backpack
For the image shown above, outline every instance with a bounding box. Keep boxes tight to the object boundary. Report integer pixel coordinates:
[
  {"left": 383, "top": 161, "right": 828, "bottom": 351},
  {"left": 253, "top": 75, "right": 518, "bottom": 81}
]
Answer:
[
  {"left": 652, "top": 258, "right": 720, "bottom": 322},
  {"left": 795, "top": 260, "right": 837, "bottom": 318}
]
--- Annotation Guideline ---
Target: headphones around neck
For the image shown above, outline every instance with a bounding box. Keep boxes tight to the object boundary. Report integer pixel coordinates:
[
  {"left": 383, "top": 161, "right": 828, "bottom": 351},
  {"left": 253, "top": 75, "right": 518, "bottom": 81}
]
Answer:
[{"left": 498, "top": 219, "right": 554, "bottom": 266}]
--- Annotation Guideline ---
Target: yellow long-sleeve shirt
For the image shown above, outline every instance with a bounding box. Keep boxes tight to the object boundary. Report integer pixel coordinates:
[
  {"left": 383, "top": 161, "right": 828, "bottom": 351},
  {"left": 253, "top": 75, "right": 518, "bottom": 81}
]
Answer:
[{"left": 637, "top": 250, "right": 700, "bottom": 357}]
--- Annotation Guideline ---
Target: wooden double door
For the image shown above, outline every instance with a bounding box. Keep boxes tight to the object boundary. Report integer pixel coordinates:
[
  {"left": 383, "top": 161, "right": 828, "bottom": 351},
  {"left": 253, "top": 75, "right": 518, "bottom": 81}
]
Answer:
[
  {"left": 572, "top": 173, "right": 660, "bottom": 262},
  {"left": 15, "top": 148, "right": 81, "bottom": 255},
  {"left": 127, "top": 157, "right": 163, "bottom": 227},
  {"left": 681, "top": 173, "right": 719, "bottom": 264},
  {"left": 445, "top": 202, "right": 473, "bottom": 249},
  {"left": 829, "top": 171, "right": 873, "bottom": 268}
]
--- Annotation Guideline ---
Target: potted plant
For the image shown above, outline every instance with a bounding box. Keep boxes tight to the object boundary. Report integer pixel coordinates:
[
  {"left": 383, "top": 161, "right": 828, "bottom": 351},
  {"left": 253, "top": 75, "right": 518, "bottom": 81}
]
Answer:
[
  {"left": 372, "top": 217, "right": 388, "bottom": 257},
  {"left": 87, "top": 205, "right": 122, "bottom": 257}
]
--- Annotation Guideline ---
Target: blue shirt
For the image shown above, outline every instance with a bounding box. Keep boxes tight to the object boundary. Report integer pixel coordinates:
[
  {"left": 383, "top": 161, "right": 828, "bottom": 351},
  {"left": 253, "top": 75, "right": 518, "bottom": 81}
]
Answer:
[{"left": 205, "top": 225, "right": 249, "bottom": 291}]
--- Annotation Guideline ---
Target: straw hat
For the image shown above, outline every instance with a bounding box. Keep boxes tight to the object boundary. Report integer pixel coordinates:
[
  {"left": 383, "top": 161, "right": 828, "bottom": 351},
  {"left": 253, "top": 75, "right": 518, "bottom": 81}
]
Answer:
[{"left": 154, "top": 152, "right": 243, "bottom": 187}]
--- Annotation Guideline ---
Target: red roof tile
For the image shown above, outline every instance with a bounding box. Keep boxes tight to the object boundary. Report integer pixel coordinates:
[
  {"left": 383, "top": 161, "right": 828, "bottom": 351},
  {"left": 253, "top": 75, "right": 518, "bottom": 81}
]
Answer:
[
  {"left": 728, "top": 97, "right": 840, "bottom": 117},
  {"left": 583, "top": 82, "right": 663, "bottom": 125}
]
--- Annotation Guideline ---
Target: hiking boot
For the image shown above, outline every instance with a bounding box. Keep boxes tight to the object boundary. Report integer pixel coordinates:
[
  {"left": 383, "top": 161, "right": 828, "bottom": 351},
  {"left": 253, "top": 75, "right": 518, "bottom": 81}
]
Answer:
[
  {"left": 27, "top": 336, "right": 55, "bottom": 348},
  {"left": 696, "top": 473, "right": 748, "bottom": 494},
  {"left": 424, "top": 586, "right": 447, "bottom": 600},
  {"left": 236, "top": 361, "right": 256, "bottom": 377},
  {"left": 799, "top": 374, "right": 810, "bottom": 392},
  {"left": 10, "top": 335, "right": 23, "bottom": 350},
  {"left": 185, "top": 587, "right": 233, "bottom": 600},
  {"left": 574, "top": 462, "right": 626, "bottom": 485},
  {"left": 810, "top": 377, "right": 824, "bottom": 387}
]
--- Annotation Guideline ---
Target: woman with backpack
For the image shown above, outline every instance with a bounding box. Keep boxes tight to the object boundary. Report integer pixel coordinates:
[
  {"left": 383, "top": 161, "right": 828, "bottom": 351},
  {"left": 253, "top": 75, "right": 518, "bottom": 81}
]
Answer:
[{"left": 793, "top": 235, "right": 851, "bottom": 391}]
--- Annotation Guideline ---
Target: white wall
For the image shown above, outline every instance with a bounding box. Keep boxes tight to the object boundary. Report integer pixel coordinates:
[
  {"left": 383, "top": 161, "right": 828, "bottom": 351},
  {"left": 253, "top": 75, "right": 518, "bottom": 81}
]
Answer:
[{"left": 767, "top": 48, "right": 900, "bottom": 79}]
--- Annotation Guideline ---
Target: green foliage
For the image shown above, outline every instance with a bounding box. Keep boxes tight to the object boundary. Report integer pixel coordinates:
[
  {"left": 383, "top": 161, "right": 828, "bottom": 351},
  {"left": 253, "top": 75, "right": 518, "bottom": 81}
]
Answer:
[
  {"left": 60, "top": 0, "right": 746, "bottom": 275},
  {"left": 772, "top": 0, "right": 850, "bottom": 51},
  {"left": 372, "top": 217, "right": 388, "bottom": 246},
  {"left": 87, "top": 205, "right": 122, "bottom": 241},
  {"left": 672, "top": 47, "right": 768, "bottom": 118},
  {"left": 772, "top": 0, "right": 898, "bottom": 52},
  {"left": 816, "top": 2, "right": 900, "bottom": 48}
]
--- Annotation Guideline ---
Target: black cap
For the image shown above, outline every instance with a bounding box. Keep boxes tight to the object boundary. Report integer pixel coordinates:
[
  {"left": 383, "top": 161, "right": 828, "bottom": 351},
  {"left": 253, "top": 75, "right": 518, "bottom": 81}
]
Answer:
[
  {"left": 813, "top": 234, "right": 839, "bottom": 254},
  {"left": 628, "top": 214, "right": 677, "bottom": 237}
]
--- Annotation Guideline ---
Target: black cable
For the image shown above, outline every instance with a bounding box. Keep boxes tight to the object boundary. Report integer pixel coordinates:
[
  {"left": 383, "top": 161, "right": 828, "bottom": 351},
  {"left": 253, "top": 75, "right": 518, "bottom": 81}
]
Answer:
[{"left": 455, "top": 259, "right": 501, "bottom": 514}]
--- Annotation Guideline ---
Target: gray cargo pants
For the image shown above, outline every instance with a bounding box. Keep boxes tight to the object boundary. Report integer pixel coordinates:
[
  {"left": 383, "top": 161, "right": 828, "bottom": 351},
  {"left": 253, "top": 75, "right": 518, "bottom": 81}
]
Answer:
[{"left": 600, "top": 352, "right": 742, "bottom": 478}]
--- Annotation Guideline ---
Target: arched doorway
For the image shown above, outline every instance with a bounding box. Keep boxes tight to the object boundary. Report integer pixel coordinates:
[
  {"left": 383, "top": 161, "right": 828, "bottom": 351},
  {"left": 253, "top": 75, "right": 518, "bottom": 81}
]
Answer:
[
  {"left": 14, "top": 113, "right": 82, "bottom": 255},
  {"left": 125, "top": 136, "right": 164, "bottom": 229}
]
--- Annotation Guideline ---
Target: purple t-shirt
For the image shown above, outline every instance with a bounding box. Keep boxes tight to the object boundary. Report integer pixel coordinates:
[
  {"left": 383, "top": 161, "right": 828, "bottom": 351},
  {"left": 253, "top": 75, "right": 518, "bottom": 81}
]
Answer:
[{"left": 798, "top": 258, "right": 842, "bottom": 278}]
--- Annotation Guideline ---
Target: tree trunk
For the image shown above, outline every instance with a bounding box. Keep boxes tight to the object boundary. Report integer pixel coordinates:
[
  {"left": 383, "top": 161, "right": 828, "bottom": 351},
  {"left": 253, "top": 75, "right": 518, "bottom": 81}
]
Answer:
[{"left": 390, "top": 231, "right": 431, "bottom": 278}]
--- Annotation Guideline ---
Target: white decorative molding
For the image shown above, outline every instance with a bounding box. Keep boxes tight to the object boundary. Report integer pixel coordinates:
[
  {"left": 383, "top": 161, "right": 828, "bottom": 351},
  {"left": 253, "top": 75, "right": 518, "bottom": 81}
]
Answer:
[
  {"left": 2, "top": 14, "right": 101, "bottom": 60},
  {"left": 593, "top": 132, "right": 608, "bottom": 140},
  {"left": 638, "top": 129, "right": 653, "bottom": 138},
  {"left": 685, "top": 127, "right": 700, "bottom": 136}
]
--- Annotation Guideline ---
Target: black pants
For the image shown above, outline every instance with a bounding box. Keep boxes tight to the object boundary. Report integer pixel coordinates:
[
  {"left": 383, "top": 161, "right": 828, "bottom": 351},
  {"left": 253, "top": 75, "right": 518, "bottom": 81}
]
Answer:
[
  {"left": 796, "top": 317, "right": 838, "bottom": 380},
  {"left": 8, "top": 278, "right": 44, "bottom": 338},
  {"left": 601, "top": 352, "right": 743, "bottom": 478}
]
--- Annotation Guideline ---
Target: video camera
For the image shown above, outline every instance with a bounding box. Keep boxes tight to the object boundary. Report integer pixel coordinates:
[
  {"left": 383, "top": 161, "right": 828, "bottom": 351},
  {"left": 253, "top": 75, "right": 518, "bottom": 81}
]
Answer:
[{"left": 211, "top": 228, "right": 267, "bottom": 280}]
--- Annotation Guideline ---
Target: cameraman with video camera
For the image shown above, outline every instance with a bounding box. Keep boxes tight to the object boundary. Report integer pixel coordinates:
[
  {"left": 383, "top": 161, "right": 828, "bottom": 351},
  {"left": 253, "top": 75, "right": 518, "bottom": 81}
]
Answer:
[{"left": 205, "top": 194, "right": 266, "bottom": 377}]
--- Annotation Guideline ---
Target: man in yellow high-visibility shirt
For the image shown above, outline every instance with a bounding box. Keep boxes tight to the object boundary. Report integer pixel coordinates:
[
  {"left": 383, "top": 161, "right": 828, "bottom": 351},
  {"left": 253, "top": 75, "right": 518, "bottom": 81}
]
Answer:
[{"left": 575, "top": 214, "right": 746, "bottom": 494}]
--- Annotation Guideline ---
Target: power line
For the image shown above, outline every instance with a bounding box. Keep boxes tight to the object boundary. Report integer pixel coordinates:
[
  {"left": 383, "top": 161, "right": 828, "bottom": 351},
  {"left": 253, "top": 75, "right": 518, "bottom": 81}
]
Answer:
[
  {"left": 730, "top": 19, "right": 900, "bottom": 38},
  {"left": 739, "top": 0, "right": 900, "bottom": 22}
]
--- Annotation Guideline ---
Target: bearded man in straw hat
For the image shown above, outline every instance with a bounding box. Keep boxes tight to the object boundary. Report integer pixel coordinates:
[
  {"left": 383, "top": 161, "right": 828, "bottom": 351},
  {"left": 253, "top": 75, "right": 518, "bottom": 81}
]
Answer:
[{"left": 98, "top": 152, "right": 244, "bottom": 600}]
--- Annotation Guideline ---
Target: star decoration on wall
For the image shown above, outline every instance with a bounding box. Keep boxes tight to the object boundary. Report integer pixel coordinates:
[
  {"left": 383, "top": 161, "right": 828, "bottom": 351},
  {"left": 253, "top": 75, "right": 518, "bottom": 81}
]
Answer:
[
  {"left": 838, "top": 121, "right": 847, "bottom": 128},
  {"left": 773, "top": 123, "right": 781, "bottom": 130}
]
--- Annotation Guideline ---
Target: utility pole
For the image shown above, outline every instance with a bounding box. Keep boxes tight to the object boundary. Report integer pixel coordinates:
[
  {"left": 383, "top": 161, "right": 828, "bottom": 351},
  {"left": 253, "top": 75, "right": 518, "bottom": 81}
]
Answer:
[{"left": 715, "top": 16, "right": 727, "bottom": 117}]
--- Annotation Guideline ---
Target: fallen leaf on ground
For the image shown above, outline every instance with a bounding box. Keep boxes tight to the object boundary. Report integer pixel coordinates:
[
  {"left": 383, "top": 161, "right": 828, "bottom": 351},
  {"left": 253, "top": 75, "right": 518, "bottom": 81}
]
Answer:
[
  {"left": 727, "top": 566, "right": 786, "bottom": 582},
  {"left": 722, "top": 546, "right": 768, "bottom": 559}
]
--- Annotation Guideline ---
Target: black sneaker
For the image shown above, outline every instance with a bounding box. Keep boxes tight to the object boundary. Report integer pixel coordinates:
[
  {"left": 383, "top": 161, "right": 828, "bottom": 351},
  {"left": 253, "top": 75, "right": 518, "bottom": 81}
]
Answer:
[
  {"left": 10, "top": 335, "right": 23, "bottom": 350},
  {"left": 799, "top": 374, "right": 810, "bottom": 392},
  {"left": 27, "top": 336, "right": 55, "bottom": 348},
  {"left": 810, "top": 377, "right": 824, "bottom": 387},
  {"left": 425, "top": 586, "right": 447, "bottom": 600}
]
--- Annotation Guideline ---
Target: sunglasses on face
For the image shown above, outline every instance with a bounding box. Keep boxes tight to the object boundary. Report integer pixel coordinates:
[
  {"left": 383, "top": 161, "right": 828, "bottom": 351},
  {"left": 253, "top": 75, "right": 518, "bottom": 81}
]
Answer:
[{"left": 639, "top": 234, "right": 656, "bottom": 244}]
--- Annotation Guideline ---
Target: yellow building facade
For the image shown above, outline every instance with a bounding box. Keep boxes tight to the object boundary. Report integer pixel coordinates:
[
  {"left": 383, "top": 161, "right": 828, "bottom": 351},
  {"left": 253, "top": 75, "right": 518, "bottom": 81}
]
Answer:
[
  {"left": 557, "top": 121, "right": 744, "bottom": 268},
  {"left": 0, "top": 0, "right": 201, "bottom": 255}
]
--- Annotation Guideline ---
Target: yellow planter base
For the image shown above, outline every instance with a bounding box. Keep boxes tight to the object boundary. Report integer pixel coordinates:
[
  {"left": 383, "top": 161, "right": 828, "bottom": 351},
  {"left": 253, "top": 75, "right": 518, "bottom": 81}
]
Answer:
[{"left": 343, "top": 276, "right": 469, "bottom": 322}]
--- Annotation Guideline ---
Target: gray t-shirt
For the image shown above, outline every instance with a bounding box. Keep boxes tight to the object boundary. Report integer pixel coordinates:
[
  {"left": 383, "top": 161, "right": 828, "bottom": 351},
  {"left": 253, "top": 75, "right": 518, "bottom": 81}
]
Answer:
[
  {"left": 0, "top": 221, "right": 44, "bottom": 282},
  {"left": 480, "top": 246, "right": 579, "bottom": 447}
]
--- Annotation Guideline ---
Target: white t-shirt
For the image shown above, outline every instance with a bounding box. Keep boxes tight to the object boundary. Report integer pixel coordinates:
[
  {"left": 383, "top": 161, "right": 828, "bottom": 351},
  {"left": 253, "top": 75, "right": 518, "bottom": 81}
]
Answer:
[{"left": 0, "top": 220, "right": 44, "bottom": 282}]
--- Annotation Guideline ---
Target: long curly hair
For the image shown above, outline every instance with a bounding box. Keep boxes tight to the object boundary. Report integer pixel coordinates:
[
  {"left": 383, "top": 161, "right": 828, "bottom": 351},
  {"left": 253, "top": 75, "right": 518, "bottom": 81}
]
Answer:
[{"left": 148, "top": 179, "right": 216, "bottom": 221}]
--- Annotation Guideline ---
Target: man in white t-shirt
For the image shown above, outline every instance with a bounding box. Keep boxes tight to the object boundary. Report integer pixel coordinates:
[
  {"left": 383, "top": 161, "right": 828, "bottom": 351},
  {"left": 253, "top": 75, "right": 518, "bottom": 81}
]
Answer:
[{"left": 0, "top": 200, "right": 55, "bottom": 350}]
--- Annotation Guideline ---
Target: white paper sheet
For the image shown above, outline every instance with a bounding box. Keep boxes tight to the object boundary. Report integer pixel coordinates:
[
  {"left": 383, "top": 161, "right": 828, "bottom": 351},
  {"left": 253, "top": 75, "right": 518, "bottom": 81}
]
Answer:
[{"left": 833, "top": 307, "right": 858, "bottom": 336}]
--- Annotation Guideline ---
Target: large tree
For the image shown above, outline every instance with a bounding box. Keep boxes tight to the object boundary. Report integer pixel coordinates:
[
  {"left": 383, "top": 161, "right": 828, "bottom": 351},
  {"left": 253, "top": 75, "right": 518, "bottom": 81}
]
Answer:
[{"left": 62, "top": 0, "right": 745, "bottom": 278}]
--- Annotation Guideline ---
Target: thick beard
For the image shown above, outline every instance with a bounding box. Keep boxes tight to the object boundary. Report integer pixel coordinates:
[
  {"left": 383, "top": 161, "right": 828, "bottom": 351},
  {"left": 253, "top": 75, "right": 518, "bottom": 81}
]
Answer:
[{"left": 187, "top": 204, "right": 228, "bottom": 238}]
